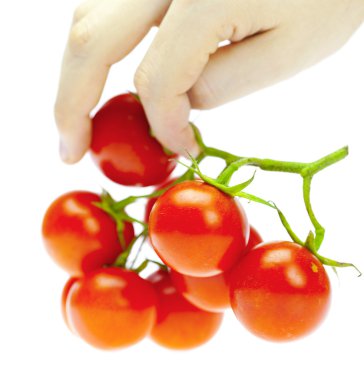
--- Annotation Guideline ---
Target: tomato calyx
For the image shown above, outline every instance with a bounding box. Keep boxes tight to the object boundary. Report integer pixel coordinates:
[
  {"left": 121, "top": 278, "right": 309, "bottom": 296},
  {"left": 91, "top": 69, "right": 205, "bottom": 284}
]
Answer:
[
  {"left": 93, "top": 190, "right": 145, "bottom": 249},
  {"left": 93, "top": 190, "right": 169, "bottom": 274},
  {"left": 92, "top": 191, "right": 147, "bottom": 270}
]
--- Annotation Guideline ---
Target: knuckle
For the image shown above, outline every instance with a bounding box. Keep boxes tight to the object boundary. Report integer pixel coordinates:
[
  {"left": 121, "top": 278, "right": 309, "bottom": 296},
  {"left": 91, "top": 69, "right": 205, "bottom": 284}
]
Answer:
[
  {"left": 134, "top": 66, "right": 155, "bottom": 100},
  {"left": 72, "top": 3, "right": 89, "bottom": 23},
  {"left": 68, "top": 20, "right": 93, "bottom": 56}
]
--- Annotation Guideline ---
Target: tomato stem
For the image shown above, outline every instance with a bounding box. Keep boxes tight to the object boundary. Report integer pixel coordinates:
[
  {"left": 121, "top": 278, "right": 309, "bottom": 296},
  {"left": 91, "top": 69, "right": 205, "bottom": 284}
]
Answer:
[
  {"left": 128, "top": 232, "right": 148, "bottom": 269},
  {"left": 94, "top": 191, "right": 128, "bottom": 249},
  {"left": 302, "top": 176, "right": 325, "bottom": 250},
  {"left": 134, "top": 259, "right": 168, "bottom": 274},
  {"left": 194, "top": 123, "right": 348, "bottom": 176},
  {"left": 113, "top": 229, "right": 147, "bottom": 268}
]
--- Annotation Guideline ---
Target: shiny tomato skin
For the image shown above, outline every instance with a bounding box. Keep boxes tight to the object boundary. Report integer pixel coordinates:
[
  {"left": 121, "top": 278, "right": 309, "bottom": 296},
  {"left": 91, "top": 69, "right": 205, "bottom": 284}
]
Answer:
[
  {"left": 149, "top": 180, "right": 249, "bottom": 277},
  {"left": 170, "top": 270, "right": 229, "bottom": 313},
  {"left": 229, "top": 241, "right": 331, "bottom": 342},
  {"left": 42, "top": 191, "right": 134, "bottom": 276},
  {"left": 90, "top": 94, "right": 177, "bottom": 187},
  {"left": 170, "top": 225, "right": 263, "bottom": 312},
  {"left": 66, "top": 268, "right": 157, "bottom": 350},
  {"left": 148, "top": 270, "right": 223, "bottom": 350}
]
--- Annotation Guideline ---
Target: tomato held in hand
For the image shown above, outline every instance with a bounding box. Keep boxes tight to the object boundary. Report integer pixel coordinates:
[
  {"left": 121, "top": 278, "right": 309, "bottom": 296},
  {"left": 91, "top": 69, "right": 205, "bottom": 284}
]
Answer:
[
  {"left": 229, "top": 241, "right": 331, "bottom": 341},
  {"left": 42, "top": 191, "right": 134, "bottom": 275},
  {"left": 90, "top": 94, "right": 177, "bottom": 187},
  {"left": 65, "top": 268, "right": 157, "bottom": 350},
  {"left": 149, "top": 180, "right": 249, "bottom": 277},
  {"left": 148, "top": 270, "right": 223, "bottom": 350},
  {"left": 170, "top": 225, "right": 263, "bottom": 312}
]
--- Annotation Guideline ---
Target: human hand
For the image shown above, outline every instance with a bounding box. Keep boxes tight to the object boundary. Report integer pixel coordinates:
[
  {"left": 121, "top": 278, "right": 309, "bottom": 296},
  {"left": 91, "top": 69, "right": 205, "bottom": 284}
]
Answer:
[{"left": 54, "top": 0, "right": 364, "bottom": 163}]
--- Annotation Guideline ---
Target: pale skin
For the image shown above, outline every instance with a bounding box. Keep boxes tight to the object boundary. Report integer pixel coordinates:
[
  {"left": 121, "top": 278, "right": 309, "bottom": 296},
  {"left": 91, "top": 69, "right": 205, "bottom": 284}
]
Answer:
[{"left": 54, "top": 0, "right": 364, "bottom": 163}]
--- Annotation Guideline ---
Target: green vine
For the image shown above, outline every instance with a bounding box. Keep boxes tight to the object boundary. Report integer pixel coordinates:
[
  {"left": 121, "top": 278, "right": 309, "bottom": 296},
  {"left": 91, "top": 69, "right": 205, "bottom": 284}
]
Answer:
[{"left": 93, "top": 124, "right": 360, "bottom": 276}]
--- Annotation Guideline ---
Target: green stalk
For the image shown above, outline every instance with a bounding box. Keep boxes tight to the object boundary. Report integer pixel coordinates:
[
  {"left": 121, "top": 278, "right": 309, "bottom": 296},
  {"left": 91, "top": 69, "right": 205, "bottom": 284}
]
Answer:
[{"left": 302, "top": 176, "right": 325, "bottom": 250}]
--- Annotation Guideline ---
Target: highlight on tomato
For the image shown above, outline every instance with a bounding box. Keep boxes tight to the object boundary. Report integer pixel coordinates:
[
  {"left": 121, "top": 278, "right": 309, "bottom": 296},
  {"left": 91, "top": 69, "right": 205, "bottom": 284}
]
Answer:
[
  {"left": 170, "top": 226, "right": 263, "bottom": 312},
  {"left": 61, "top": 277, "right": 79, "bottom": 333},
  {"left": 42, "top": 191, "right": 134, "bottom": 276},
  {"left": 149, "top": 180, "right": 250, "bottom": 277},
  {"left": 64, "top": 268, "right": 157, "bottom": 350},
  {"left": 90, "top": 93, "right": 177, "bottom": 187},
  {"left": 229, "top": 241, "right": 331, "bottom": 342},
  {"left": 148, "top": 270, "right": 223, "bottom": 350}
]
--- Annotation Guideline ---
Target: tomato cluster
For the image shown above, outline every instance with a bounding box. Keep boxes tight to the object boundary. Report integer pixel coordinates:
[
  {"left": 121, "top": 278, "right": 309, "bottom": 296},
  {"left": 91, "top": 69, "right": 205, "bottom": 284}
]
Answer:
[{"left": 42, "top": 94, "right": 332, "bottom": 351}]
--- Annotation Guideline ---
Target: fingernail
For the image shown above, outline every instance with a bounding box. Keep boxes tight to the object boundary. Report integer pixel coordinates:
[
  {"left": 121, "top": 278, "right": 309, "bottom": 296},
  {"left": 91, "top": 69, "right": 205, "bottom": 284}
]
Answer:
[{"left": 59, "top": 139, "right": 70, "bottom": 162}]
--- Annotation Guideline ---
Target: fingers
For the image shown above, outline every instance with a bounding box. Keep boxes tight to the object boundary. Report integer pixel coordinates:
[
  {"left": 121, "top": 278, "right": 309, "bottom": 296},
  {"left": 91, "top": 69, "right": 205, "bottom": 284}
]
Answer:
[
  {"left": 134, "top": 0, "right": 277, "bottom": 156},
  {"left": 188, "top": 29, "right": 290, "bottom": 110},
  {"left": 187, "top": 0, "right": 364, "bottom": 110},
  {"left": 55, "top": 0, "right": 171, "bottom": 163}
]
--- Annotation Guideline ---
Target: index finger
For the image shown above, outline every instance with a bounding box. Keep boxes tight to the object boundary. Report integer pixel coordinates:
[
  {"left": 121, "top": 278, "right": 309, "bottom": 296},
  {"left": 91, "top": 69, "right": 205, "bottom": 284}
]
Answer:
[{"left": 134, "top": 2, "right": 236, "bottom": 156}]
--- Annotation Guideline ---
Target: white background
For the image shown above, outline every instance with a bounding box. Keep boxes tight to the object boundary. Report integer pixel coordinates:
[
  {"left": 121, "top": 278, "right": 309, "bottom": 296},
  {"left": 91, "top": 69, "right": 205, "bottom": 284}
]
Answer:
[{"left": 1, "top": 1, "right": 363, "bottom": 379}]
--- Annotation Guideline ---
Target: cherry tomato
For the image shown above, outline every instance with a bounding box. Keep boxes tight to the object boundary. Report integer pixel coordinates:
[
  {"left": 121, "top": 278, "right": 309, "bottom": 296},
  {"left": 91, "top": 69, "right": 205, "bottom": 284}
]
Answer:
[
  {"left": 149, "top": 180, "right": 249, "bottom": 277},
  {"left": 170, "top": 225, "right": 263, "bottom": 312},
  {"left": 229, "top": 241, "right": 331, "bottom": 341},
  {"left": 65, "top": 268, "right": 157, "bottom": 350},
  {"left": 90, "top": 94, "right": 177, "bottom": 187},
  {"left": 42, "top": 191, "right": 134, "bottom": 275},
  {"left": 148, "top": 270, "right": 223, "bottom": 350}
]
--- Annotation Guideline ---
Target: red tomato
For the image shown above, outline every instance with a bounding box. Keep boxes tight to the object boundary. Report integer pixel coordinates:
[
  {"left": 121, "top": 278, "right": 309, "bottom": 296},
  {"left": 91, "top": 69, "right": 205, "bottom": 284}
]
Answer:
[
  {"left": 65, "top": 268, "right": 157, "bottom": 350},
  {"left": 170, "top": 225, "right": 263, "bottom": 312},
  {"left": 90, "top": 94, "right": 177, "bottom": 187},
  {"left": 42, "top": 191, "right": 134, "bottom": 275},
  {"left": 229, "top": 241, "right": 331, "bottom": 341},
  {"left": 148, "top": 270, "right": 223, "bottom": 350},
  {"left": 149, "top": 180, "right": 249, "bottom": 277}
]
